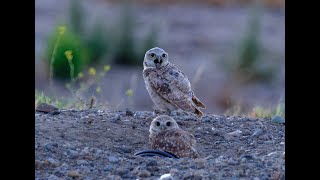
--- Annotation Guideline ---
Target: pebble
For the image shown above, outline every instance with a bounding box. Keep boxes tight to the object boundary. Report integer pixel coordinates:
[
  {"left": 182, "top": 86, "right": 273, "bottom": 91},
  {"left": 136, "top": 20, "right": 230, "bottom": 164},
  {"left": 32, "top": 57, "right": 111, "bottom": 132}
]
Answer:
[
  {"left": 251, "top": 128, "right": 263, "bottom": 138},
  {"left": 108, "top": 156, "right": 119, "bottom": 163},
  {"left": 138, "top": 170, "right": 151, "bottom": 178},
  {"left": 227, "top": 158, "right": 239, "bottom": 165},
  {"left": 67, "top": 170, "right": 81, "bottom": 177},
  {"left": 80, "top": 147, "right": 90, "bottom": 155},
  {"left": 36, "top": 103, "right": 59, "bottom": 113},
  {"left": 44, "top": 143, "right": 58, "bottom": 152},
  {"left": 114, "top": 114, "right": 121, "bottom": 121},
  {"left": 46, "top": 158, "right": 59, "bottom": 167},
  {"left": 159, "top": 173, "right": 173, "bottom": 180},
  {"left": 224, "top": 130, "right": 242, "bottom": 140},
  {"left": 66, "top": 149, "right": 79, "bottom": 158},
  {"left": 47, "top": 174, "right": 59, "bottom": 180},
  {"left": 272, "top": 116, "right": 285, "bottom": 124},
  {"left": 77, "top": 160, "right": 89, "bottom": 165},
  {"left": 126, "top": 109, "right": 134, "bottom": 116}
]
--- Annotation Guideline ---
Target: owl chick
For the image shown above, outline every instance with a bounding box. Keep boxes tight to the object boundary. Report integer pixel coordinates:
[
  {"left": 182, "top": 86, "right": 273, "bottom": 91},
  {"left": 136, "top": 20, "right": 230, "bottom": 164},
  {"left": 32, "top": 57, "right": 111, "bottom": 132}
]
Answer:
[
  {"left": 149, "top": 115, "right": 199, "bottom": 158},
  {"left": 143, "top": 47, "right": 206, "bottom": 117}
]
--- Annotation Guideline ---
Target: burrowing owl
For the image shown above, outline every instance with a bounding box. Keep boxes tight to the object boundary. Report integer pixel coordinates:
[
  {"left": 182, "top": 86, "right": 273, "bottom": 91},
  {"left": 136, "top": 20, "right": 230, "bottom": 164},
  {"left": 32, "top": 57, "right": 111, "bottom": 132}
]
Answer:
[
  {"left": 143, "top": 47, "right": 206, "bottom": 117},
  {"left": 149, "top": 115, "right": 199, "bottom": 158}
]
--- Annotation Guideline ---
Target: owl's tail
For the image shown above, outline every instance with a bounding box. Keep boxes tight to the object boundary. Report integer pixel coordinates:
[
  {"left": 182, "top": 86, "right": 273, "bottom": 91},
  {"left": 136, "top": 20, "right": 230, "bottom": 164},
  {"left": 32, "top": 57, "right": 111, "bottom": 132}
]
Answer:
[
  {"left": 194, "top": 108, "right": 204, "bottom": 117},
  {"left": 192, "top": 95, "right": 206, "bottom": 109}
]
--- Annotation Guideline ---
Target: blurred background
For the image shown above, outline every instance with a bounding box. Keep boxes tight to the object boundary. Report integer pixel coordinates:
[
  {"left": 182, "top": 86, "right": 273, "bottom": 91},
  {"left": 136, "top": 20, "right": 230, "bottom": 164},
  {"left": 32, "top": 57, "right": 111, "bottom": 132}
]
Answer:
[{"left": 35, "top": 0, "right": 285, "bottom": 117}]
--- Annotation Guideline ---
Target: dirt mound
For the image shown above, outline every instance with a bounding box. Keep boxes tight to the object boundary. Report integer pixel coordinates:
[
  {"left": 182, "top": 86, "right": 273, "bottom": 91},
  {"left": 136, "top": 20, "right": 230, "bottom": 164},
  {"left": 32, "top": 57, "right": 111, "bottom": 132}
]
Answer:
[{"left": 35, "top": 109, "right": 285, "bottom": 179}]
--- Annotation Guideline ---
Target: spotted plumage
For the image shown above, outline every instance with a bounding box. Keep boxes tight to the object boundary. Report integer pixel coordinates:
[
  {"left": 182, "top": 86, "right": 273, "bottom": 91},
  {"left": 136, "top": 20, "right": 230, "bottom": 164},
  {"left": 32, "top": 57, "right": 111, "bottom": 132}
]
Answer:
[
  {"left": 143, "top": 47, "right": 206, "bottom": 117},
  {"left": 149, "top": 115, "right": 199, "bottom": 158}
]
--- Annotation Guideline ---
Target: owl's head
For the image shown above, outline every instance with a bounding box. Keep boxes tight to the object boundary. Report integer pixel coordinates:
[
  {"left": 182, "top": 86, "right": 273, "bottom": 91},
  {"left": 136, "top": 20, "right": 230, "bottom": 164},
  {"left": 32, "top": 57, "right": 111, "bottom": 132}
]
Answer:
[
  {"left": 143, "top": 47, "right": 169, "bottom": 69},
  {"left": 149, "top": 115, "right": 179, "bottom": 134}
]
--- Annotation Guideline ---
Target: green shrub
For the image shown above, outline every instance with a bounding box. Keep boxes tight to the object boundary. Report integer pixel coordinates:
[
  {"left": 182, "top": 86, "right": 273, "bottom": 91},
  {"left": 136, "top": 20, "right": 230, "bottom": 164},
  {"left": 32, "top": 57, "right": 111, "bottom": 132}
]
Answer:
[
  {"left": 112, "top": 0, "right": 158, "bottom": 66},
  {"left": 86, "top": 20, "right": 110, "bottom": 65},
  {"left": 46, "top": 26, "right": 89, "bottom": 80}
]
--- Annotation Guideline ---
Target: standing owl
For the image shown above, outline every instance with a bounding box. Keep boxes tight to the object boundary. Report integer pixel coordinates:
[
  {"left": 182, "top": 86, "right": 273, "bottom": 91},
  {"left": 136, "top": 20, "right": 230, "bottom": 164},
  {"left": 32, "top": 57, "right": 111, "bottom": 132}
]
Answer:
[
  {"left": 149, "top": 115, "right": 199, "bottom": 158},
  {"left": 143, "top": 47, "right": 206, "bottom": 117}
]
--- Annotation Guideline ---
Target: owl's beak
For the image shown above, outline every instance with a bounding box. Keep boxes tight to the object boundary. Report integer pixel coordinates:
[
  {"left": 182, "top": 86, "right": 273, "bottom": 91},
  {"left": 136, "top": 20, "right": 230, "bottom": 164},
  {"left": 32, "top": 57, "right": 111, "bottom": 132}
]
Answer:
[
  {"left": 154, "top": 56, "right": 163, "bottom": 68},
  {"left": 159, "top": 124, "right": 166, "bottom": 131}
]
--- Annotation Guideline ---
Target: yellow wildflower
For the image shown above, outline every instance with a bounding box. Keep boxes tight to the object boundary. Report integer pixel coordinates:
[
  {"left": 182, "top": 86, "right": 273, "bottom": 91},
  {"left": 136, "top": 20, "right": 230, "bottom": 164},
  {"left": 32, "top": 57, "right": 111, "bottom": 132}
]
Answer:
[
  {"left": 96, "top": 87, "right": 101, "bottom": 93},
  {"left": 58, "top": 26, "right": 66, "bottom": 35},
  {"left": 64, "top": 50, "right": 73, "bottom": 62},
  {"left": 126, "top": 89, "right": 133, "bottom": 97},
  {"left": 104, "top": 65, "right": 111, "bottom": 72},
  {"left": 88, "top": 67, "right": 96, "bottom": 76},
  {"left": 77, "top": 72, "right": 83, "bottom": 79}
]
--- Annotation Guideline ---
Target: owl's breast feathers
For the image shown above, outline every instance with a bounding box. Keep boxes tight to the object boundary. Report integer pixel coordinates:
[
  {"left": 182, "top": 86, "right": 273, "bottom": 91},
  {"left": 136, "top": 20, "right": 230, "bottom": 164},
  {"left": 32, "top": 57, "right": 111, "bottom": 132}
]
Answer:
[
  {"left": 149, "top": 129, "right": 198, "bottom": 158},
  {"left": 143, "top": 64, "right": 192, "bottom": 97}
]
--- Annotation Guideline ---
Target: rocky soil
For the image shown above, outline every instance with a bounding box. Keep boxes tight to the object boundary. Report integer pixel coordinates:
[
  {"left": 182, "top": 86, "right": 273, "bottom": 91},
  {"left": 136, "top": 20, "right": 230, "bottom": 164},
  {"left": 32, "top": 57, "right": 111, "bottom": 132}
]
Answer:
[{"left": 35, "top": 109, "right": 285, "bottom": 179}]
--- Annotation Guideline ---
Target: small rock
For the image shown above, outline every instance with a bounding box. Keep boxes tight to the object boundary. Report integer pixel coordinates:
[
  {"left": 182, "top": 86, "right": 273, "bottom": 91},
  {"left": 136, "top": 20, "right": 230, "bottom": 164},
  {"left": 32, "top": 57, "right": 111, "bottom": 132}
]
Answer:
[
  {"left": 47, "top": 174, "right": 59, "bottom": 180},
  {"left": 67, "top": 170, "right": 80, "bottom": 177},
  {"left": 215, "top": 155, "right": 227, "bottom": 164},
  {"left": 272, "top": 116, "right": 285, "bottom": 124},
  {"left": 106, "top": 175, "right": 122, "bottom": 180},
  {"left": 44, "top": 143, "right": 58, "bottom": 152},
  {"left": 183, "top": 171, "right": 203, "bottom": 180},
  {"left": 251, "top": 128, "right": 263, "bottom": 138},
  {"left": 36, "top": 103, "right": 59, "bottom": 113},
  {"left": 160, "top": 173, "right": 173, "bottom": 180},
  {"left": 114, "top": 114, "right": 121, "bottom": 121},
  {"left": 201, "top": 115, "right": 211, "bottom": 122},
  {"left": 66, "top": 149, "right": 79, "bottom": 158},
  {"left": 126, "top": 109, "right": 134, "bottom": 116},
  {"left": 80, "top": 147, "right": 90, "bottom": 155},
  {"left": 169, "top": 168, "right": 179, "bottom": 175},
  {"left": 138, "top": 170, "right": 151, "bottom": 178},
  {"left": 77, "top": 160, "right": 89, "bottom": 165},
  {"left": 253, "top": 177, "right": 260, "bottom": 180},
  {"left": 227, "top": 158, "right": 239, "bottom": 165},
  {"left": 108, "top": 156, "right": 119, "bottom": 163},
  {"left": 224, "top": 130, "right": 242, "bottom": 140},
  {"left": 194, "top": 158, "right": 206, "bottom": 168},
  {"left": 46, "top": 158, "right": 59, "bottom": 167}
]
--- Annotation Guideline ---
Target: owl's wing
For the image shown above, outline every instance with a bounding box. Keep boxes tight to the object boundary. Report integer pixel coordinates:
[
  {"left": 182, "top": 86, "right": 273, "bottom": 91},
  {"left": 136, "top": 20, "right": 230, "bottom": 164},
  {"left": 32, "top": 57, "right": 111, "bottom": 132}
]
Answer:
[{"left": 148, "top": 65, "right": 194, "bottom": 110}]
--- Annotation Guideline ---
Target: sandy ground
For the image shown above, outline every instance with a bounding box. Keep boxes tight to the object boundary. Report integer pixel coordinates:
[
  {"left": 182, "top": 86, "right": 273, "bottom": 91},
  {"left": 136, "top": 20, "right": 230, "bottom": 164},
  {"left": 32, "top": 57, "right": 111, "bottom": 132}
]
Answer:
[{"left": 35, "top": 109, "right": 285, "bottom": 179}]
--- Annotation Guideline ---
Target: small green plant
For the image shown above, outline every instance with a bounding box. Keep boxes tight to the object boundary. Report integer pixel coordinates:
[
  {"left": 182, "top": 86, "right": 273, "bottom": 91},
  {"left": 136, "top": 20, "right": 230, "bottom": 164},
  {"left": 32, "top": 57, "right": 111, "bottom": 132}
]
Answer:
[
  {"left": 64, "top": 59, "right": 112, "bottom": 110},
  {"left": 46, "top": 26, "right": 89, "bottom": 80},
  {"left": 249, "top": 103, "right": 285, "bottom": 118},
  {"left": 35, "top": 90, "right": 67, "bottom": 108},
  {"left": 220, "top": 4, "right": 274, "bottom": 84}
]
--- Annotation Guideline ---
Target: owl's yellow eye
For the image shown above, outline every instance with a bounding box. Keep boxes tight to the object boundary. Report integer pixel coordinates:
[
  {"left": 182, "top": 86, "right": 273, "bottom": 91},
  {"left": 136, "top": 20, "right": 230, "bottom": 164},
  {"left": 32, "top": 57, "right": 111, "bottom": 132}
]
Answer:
[
  {"left": 162, "top": 54, "right": 167, "bottom": 58},
  {"left": 156, "top": 121, "right": 160, "bottom": 126},
  {"left": 150, "top": 53, "right": 155, "bottom": 58},
  {"left": 166, "top": 121, "right": 171, "bottom": 126}
]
